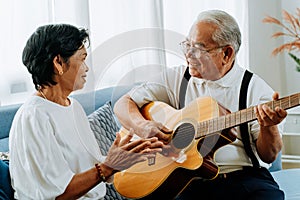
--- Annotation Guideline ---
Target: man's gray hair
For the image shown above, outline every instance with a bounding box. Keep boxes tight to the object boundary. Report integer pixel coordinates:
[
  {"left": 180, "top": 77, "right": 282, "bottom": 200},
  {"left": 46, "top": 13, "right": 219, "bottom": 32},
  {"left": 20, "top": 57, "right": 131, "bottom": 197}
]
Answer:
[{"left": 195, "top": 10, "right": 241, "bottom": 54}]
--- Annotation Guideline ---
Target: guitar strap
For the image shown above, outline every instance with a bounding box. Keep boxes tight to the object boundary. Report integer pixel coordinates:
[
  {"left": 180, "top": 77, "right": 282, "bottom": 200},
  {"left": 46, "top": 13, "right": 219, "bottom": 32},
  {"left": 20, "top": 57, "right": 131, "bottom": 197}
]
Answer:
[
  {"left": 239, "top": 70, "right": 260, "bottom": 168},
  {"left": 179, "top": 67, "right": 260, "bottom": 168}
]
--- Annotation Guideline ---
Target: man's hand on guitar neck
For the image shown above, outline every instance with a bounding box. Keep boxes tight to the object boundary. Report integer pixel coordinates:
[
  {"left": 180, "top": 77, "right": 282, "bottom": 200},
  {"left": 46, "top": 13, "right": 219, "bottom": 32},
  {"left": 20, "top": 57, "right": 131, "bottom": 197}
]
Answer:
[
  {"left": 254, "top": 92, "right": 287, "bottom": 127},
  {"left": 255, "top": 92, "right": 287, "bottom": 163}
]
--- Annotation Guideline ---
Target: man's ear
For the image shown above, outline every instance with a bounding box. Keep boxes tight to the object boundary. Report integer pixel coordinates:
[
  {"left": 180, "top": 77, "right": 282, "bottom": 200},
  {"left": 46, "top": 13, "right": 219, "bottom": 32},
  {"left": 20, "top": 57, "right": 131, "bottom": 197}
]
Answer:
[
  {"left": 222, "top": 46, "right": 234, "bottom": 64},
  {"left": 53, "top": 55, "right": 64, "bottom": 75}
]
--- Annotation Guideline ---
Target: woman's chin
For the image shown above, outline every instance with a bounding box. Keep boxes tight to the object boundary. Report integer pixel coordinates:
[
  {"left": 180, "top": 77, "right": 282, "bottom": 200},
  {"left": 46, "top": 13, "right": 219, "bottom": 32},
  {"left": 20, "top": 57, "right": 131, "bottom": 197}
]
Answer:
[{"left": 73, "top": 83, "right": 85, "bottom": 91}]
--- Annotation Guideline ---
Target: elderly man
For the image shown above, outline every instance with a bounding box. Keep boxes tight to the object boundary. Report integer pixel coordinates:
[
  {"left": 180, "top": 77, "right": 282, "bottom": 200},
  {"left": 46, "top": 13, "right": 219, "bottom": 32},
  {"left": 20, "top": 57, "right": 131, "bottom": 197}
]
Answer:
[{"left": 114, "top": 10, "right": 287, "bottom": 200}]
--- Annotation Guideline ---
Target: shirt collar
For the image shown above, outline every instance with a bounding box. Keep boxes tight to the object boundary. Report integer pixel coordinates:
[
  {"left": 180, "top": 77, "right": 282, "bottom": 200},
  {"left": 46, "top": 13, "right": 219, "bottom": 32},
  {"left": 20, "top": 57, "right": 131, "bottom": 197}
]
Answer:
[{"left": 191, "top": 62, "right": 241, "bottom": 87}]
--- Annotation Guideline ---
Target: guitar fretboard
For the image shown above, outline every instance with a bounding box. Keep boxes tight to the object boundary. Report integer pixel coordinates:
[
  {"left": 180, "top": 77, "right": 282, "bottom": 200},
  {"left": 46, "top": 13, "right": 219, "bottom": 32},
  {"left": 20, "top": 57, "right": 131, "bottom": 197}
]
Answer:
[{"left": 196, "top": 93, "right": 300, "bottom": 138}]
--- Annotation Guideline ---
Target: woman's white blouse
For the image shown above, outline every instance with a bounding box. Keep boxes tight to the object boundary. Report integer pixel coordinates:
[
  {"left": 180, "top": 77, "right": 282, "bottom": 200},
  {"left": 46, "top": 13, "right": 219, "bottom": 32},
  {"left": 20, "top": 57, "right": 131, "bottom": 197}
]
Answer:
[{"left": 9, "top": 96, "right": 106, "bottom": 200}]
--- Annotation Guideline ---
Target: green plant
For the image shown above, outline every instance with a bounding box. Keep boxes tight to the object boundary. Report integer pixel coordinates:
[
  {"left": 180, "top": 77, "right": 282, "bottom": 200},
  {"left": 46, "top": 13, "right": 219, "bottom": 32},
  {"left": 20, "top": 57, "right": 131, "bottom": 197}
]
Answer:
[
  {"left": 263, "top": 8, "right": 300, "bottom": 70},
  {"left": 289, "top": 52, "right": 300, "bottom": 71}
]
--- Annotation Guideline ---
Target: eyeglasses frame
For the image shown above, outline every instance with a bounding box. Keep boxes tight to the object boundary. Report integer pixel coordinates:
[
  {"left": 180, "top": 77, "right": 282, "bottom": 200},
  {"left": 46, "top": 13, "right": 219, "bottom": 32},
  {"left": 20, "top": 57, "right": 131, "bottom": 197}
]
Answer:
[{"left": 179, "top": 41, "right": 228, "bottom": 58}]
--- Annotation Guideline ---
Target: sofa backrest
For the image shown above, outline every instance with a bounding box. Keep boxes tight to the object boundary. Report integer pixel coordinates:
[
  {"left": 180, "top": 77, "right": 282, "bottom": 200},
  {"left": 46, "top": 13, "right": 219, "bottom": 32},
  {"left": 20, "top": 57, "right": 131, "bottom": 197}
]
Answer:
[
  {"left": 72, "top": 84, "right": 135, "bottom": 116},
  {"left": 0, "top": 104, "right": 21, "bottom": 152}
]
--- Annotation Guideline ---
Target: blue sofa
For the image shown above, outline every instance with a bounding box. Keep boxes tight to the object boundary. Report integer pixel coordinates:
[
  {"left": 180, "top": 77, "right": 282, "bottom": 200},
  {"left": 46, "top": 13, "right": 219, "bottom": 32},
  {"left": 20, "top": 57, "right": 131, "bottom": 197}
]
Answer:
[{"left": 1, "top": 85, "right": 300, "bottom": 199}]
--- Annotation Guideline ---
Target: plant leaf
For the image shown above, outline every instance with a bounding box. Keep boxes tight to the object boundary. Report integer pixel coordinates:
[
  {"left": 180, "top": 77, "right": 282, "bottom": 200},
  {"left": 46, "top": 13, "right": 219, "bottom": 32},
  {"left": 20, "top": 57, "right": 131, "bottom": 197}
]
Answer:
[
  {"left": 265, "top": 8, "right": 300, "bottom": 66},
  {"left": 295, "top": 18, "right": 300, "bottom": 30},
  {"left": 272, "top": 42, "right": 299, "bottom": 55},
  {"left": 272, "top": 32, "right": 286, "bottom": 38},
  {"left": 289, "top": 52, "right": 300, "bottom": 66},
  {"left": 272, "top": 45, "right": 288, "bottom": 55},
  {"left": 283, "top": 10, "right": 297, "bottom": 31},
  {"left": 262, "top": 16, "right": 283, "bottom": 26},
  {"left": 288, "top": 40, "right": 300, "bottom": 51}
]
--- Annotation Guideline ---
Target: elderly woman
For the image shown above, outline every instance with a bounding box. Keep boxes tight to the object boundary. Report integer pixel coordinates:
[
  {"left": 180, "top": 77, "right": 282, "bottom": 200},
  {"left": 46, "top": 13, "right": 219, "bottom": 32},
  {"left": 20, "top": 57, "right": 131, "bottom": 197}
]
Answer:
[{"left": 9, "top": 24, "right": 163, "bottom": 200}]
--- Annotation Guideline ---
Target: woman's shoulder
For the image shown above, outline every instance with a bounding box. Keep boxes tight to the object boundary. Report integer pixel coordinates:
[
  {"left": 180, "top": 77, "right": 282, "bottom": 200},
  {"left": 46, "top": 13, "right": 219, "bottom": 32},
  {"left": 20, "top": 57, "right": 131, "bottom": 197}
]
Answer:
[
  {"left": 18, "top": 96, "right": 48, "bottom": 115},
  {"left": 19, "top": 96, "right": 83, "bottom": 119}
]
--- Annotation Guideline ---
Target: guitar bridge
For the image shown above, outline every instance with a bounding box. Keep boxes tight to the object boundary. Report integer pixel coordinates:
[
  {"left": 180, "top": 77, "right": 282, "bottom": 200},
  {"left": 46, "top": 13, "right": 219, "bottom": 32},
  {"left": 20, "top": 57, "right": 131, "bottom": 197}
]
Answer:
[{"left": 148, "top": 157, "right": 156, "bottom": 166}]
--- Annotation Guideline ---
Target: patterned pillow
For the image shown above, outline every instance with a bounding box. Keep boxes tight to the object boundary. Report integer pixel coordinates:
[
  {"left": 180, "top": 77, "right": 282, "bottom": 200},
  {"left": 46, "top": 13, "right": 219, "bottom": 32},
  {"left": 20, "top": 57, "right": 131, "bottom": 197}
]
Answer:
[
  {"left": 0, "top": 152, "right": 9, "bottom": 161},
  {"left": 87, "top": 101, "right": 128, "bottom": 200},
  {"left": 88, "top": 101, "right": 119, "bottom": 155}
]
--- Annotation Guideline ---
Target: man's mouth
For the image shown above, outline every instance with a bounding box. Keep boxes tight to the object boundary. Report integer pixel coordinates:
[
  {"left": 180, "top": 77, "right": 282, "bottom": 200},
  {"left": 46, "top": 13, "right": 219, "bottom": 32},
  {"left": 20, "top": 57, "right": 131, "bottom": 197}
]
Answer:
[
  {"left": 188, "top": 62, "right": 201, "bottom": 68},
  {"left": 187, "top": 58, "right": 201, "bottom": 66}
]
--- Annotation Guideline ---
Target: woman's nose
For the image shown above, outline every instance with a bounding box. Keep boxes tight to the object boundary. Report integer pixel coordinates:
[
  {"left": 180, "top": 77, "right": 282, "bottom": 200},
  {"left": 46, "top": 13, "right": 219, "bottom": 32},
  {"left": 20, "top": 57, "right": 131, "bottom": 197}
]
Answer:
[{"left": 83, "top": 62, "right": 89, "bottom": 72}]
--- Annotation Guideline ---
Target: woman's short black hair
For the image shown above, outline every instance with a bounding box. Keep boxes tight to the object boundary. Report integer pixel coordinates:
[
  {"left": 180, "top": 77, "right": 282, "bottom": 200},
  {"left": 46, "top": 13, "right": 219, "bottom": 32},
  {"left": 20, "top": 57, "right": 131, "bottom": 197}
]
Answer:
[{"left": 22, "top": 24, "right": 90, "bottom": 90}]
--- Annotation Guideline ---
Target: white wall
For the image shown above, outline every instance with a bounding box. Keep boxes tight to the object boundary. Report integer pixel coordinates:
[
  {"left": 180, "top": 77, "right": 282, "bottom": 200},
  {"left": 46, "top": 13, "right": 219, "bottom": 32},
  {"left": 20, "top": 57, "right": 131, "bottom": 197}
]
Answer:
[
  {"left": 0, "top": 0, "right": 91, "bottom": 106},
  {"left": 1, "top": 0, "right": 298, "bottom": 106},
  {"left": 248, "top": 0, "right": 287, "bottom": 95},
  {"left": 281, "top": 0, "right": 300, "bottom": 96},
  {"left": 248, "top": 0, "right": 300, "bottom": 97}
]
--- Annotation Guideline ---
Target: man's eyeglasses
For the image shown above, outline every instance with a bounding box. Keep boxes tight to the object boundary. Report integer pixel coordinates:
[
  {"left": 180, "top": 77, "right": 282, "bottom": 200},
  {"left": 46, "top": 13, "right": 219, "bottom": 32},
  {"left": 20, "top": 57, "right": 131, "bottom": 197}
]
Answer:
[{"left": 179, "top": 41, "right": 227, "bottom": 58}]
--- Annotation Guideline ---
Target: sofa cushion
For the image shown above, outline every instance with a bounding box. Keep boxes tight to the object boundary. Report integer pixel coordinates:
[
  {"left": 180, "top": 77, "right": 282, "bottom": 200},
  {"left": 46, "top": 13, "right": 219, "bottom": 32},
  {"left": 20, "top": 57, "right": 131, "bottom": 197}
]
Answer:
[{"left": 87, "top": 101, "right": 127, "bottom": 200}]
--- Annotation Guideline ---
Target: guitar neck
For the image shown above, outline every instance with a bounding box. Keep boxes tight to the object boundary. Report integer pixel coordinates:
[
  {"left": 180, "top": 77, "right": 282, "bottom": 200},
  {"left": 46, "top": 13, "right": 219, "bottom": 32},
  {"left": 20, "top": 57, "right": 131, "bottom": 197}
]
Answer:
[{"left": 196, "top": 92, "right": 300, "bottom": 138}]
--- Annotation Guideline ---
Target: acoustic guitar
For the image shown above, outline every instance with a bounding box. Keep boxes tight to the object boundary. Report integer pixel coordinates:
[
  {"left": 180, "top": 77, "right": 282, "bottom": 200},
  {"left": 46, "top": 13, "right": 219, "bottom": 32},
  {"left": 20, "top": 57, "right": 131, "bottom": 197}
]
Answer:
[{"left": 113, "top": 93, "right": 299, "bottom": 199}]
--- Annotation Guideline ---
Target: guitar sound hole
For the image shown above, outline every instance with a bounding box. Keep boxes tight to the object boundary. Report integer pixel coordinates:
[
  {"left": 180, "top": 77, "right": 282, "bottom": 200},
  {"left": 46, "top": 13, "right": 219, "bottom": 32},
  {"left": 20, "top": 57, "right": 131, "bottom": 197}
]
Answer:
[{"left": 172, "top": 122, "right": 195, "bottom": 149}]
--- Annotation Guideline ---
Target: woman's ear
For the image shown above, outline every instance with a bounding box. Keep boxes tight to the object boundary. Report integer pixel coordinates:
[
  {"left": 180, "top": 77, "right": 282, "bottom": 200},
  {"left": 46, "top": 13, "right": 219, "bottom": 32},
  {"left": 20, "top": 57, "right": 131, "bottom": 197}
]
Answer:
[{"left": 53, "top": 55, "right": 64, "bottom": 75}]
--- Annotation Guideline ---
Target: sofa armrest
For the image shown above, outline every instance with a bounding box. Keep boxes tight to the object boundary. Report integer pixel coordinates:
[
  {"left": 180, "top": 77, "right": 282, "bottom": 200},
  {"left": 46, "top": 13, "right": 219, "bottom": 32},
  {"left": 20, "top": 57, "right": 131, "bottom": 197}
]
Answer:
[
  {"left": 269, "top": 151, "right": 283, "bottom": 172},
  {"left": 271, "top": 168, "right": 300, "bottom": 199}
]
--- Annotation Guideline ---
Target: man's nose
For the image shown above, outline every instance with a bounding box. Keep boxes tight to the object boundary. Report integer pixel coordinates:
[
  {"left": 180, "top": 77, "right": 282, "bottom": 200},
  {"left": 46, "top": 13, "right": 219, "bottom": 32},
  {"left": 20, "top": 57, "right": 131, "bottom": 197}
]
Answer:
[{"left": 186, "top": 47, "right": 199, "bottom": 58}]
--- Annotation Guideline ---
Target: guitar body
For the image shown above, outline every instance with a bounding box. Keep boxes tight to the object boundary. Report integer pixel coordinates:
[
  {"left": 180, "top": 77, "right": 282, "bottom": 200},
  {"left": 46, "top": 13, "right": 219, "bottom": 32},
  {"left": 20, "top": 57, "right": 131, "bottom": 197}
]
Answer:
[{"left": 114, "top": 96, "right": 237, "bottom": 199}]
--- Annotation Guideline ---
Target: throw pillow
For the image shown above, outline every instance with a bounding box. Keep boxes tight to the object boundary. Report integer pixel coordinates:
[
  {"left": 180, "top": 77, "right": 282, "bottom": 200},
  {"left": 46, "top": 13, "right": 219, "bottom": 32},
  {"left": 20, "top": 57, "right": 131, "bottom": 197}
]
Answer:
[
  {"left": 88, "top": 101, "right": 119, "bottom": 156},
  {"left": 0, "top": 152, "right": 9, "bottom": 161},
  {"left": 87, "top": 101, "right": 128, "bottom": 200}
]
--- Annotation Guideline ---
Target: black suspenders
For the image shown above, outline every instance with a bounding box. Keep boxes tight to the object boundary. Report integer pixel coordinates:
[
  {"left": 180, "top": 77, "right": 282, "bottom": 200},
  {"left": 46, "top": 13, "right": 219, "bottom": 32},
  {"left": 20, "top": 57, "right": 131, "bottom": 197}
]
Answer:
[
  {"left": 179, "top": 67, "right": 191, "bottom": 109},
  {"left": 179, "top": 67, "right": 260, "bottom": 168},
  {"left": 239, "top": 70, "right": 260, "bottom": 168}
]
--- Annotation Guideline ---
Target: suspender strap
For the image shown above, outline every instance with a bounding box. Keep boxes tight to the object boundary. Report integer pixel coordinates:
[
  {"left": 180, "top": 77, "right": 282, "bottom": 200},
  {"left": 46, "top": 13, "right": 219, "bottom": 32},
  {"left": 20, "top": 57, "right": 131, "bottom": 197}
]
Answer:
[
  {"left": 180, "top": 68, "right": 259, "bottom": 167},
  {"left": 179, "top": 67, "right": 191, "bottom": 109},
  {"left": 239, "top": 70, "right": 260, "bottom": 168}
]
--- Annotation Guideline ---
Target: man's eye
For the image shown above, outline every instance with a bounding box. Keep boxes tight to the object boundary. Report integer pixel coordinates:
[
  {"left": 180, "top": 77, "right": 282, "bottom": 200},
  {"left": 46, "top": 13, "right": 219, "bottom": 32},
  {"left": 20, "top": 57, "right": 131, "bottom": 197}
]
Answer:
[
  {"left": 185, "top": 43, "right": 191, "bottom": 48},
  {"left": 194, "top": 45, "right": 202, "bottom": 49}
]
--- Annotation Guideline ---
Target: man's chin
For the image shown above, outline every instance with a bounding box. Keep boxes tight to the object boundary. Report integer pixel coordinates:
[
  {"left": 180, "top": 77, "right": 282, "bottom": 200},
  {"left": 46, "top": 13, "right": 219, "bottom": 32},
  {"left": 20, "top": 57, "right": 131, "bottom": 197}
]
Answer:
[{"left": 188, "top": 68, "right": 202, "bottom": 78}]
